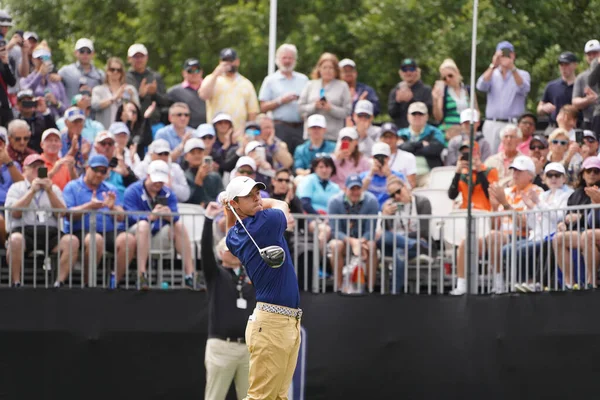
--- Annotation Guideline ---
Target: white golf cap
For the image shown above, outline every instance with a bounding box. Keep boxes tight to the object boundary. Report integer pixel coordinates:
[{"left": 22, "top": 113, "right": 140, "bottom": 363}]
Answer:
[
  {"left": 354, "top": 100, "right": 373, "bottom": 116},
  {"left": 41, "top": 128, "right": 61, "bottom": 142},
  {"left": 339, "top": 58, "right": 356, "bottom": 68},
  {"left": 338, "top": 127, "right": 358, "bottom": 140},
  {"left": 460, "top": 108, "right": 480, "bottom": 124},
  {"left": 544, "top": 162, "right": 566, "bottom": 175},
  {"left": 94, "top": 131, "right": 115, "bottom": 144},
  {"left": 307, "top": 114, "right": 326, "bottom": 128},
  {"left": 235, "top": 156, "right": 257, "bottom": 171},
  {"left": 585, "top": 40, "right": 600, "bottom": 53},
  {"left": 509, "top": 155, "right": 536, "bottom": 175},
  {"left": 128, "top": 43, "right": 148, "bottom": 57},
  {"left": 108, "top": 122, "right": 130, "bottom": 136},
  {"left": 148, "top": 160, "right": 170, "bottom": 183},
  {"left": 245, "top": 141, "right": 263, "bottom": 155},
  {"left": 195, "top": 123, "right": 216, "bottom": 138},
  {"left": 150, "top": 139, "right": 171, "bottom": 154},
  {"left": 212, "top": 112, "right": 233, "bottom": 124},
  {"left": 408, "top": 102, "right": 428, "bottom": 114},
  {"left": 75, "top": 38, "right": 94, "bottom": 52},
  {"left": 225, "top": 176, "right": 266, "bottom": 201},
  {"left": 184, "top": 138, "right": 205, "bottom": 154},
  {"left": 372, "top": 142, "right": 391, "bottom": 157}
]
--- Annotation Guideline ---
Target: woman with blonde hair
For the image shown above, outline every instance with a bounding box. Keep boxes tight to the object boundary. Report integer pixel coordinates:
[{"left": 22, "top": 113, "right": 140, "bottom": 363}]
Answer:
[
  {"left": 298, "top": 52, "right": 352, "bottom": 142},
  {"left": 432, "top": 58, "right": 474, "bottom": 133},
  {"left": 547, "top": 128, "right": 582, "bottom": 184},
  {"left": 91, "top": 57, "right": 140, "bottom": 129}
]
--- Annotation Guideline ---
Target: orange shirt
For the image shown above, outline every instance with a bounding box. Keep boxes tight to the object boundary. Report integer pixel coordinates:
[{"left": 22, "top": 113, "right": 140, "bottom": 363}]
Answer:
[
  {"left": 41, "top": 154, "right": 72, "bottom": 190},
  {"left": 458, "top": 167, "right": 499, "bottom": 211}
]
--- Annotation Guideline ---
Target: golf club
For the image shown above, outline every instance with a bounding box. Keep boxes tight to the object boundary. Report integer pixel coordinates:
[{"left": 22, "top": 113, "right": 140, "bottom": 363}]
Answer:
[{"left": 228, "top": 203, "right": 286, "bottom": 268}]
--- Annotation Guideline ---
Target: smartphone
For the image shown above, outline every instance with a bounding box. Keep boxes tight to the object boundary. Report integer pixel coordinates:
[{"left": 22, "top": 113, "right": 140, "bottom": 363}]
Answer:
[
  {"left": 319, "top": 88, "right": 326, "bottom": 102},
  {"left": 461, "top": 153, "right": 470, "bottom": 162},
  {"left": 38, "top": 167, "right": 47, "bottom": 178},
  {"left": 374, "top": 155, "right": 387, "bottom": 166},
  {"left": 156, "top": 196, "right": 168, "bottom": 206},
  {"left": 21, "top": 100, "right": 37, "bottom": 108},
  {"left": 340, "top": 141, "right": 350, "bottom": 151},
  {"left": 109, "top": 157, "right": 119, "bottom": 168},
  {"left": 203, "top": 155, "right": 213, "bottom": 166},
  {"left": 575, "top": 129, "right": 584, "bottom": 145},
  {"left": 501, "top": 48, "right": 511, "bottom": 57}
]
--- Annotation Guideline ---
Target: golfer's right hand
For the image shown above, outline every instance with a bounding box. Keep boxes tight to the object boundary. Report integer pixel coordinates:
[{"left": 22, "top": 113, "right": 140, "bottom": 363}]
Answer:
[
  {"left": 286, "top": 213, "right": 296, "bottom": 232},
  {"left": 205, "top": 201, "right": 222, "bottom": 219}
]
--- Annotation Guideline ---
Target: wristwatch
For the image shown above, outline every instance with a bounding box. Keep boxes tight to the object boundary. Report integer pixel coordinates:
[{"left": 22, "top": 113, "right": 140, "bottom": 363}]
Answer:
[
  {"left": 5, "top": 161, "right": 13, "bottom": 168},
  {"left": 488, "top": 63, "right": 495, "bottom": 69}
]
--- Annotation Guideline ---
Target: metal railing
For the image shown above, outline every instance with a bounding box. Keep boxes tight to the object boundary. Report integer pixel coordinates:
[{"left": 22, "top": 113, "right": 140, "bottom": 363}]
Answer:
[{"left": 2, "top": 204, "right": 599, "bottom": 294}]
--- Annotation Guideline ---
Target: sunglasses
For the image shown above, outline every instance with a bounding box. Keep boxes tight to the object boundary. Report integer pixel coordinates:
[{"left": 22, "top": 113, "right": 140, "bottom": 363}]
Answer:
[
  {"left": 78, "top": 48, "right": 92, "bottom": 54},
  {"left": 186, "top": 69, "right": 201, "bottom": 74},
  {"left": 201, "top": 135, "right": 215, "bottom": 140},
  {"left": 108, "top": 67, "right": 122, "bottom": 73},
  {"left": 14, "top": 136, "right": 31, "bottom": 142},
  {"left": 276, "top": 178, "right": 290, "bottom": 183},
  {"left": 410, "top": 112, "right": 425, "bottom": 116},
  {"left": 442, "top": 74, "right": 454, "bottom": 81},
  {"left": 173, "top": 113, "right": 190, "bottom": 117},
  {"left": 157, "top": 152, "right": 170, "bottom": 156},
  {"left": 546, "top": 172, "right": 563, "bottom": 179},
  {"left": 237, "top": 169, "right": 254, "bottom": 176},
  {"left": 389, "top": 188, "right": 403, "bottom": 197},
  {"left": 356, "top": 113, "right": 371, "bottom": 119},
  {"left": 530, "top": 145, "right": 546, "bottom": 151},
  {"left": 92, "top": 167, "right": 108, "bottom": 174},
  {"left": 585, "top": 168, "right": 600, "bottom": 174},
  {"left": 401, "top": 66, "right": 416, "bottom": 72},
  {"left": 99, "top": 141, "right": 114, "bottom": 147},
  {"left": 551, "top": 139, "right": 569, "bottom": 146}
]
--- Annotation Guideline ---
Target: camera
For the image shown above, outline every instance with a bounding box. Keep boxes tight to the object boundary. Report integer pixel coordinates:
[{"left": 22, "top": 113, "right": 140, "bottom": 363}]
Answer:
[{"left": 109, "top": 157, "right": 119, "bottom": 168}]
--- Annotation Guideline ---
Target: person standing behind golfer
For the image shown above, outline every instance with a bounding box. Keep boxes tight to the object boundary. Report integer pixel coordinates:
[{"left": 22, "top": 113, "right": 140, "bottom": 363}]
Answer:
[{"left": 224, "top": 176, "right": 300, "bottom": 400}]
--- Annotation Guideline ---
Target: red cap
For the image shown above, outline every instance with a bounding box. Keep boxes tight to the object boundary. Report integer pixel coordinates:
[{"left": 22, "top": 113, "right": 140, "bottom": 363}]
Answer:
[{"left": 23, "top": 154, "right": 43, "bottom": 166}]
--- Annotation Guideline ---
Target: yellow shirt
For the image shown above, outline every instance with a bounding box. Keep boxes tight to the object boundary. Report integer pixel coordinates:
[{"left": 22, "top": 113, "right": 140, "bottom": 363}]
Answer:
[{"left": 204, "top": 73, "right": 259, "bottom": 130}]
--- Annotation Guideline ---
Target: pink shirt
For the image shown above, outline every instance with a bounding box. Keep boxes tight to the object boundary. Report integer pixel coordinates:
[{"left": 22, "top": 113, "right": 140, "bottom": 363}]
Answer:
[
  {"left": 331, "top": 155, "right": 370, "bottom": 189},
  {"left": 498, "top": 137, "right": 531, "bottom": 156}
]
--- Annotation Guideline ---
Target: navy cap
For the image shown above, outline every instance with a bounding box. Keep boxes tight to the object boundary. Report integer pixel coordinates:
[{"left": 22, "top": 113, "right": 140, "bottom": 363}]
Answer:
[
  {"left": 380, "top": 122, "right": 398, "bottom": 135},
  {"left": 183, "top": 58, "right": 201, "bottom": 70},
  {"left": 530, "top": 135, "right": 548, "bottom": 148},
  {"left": 88, "top": 155, "right": 109, "bottom": 168},
  {"left": 558, "top": 51, "right": 578, "bottom": 64},
  {"left": 345, "top": 174, "right": 363, "bottom": 189},
  {"left": 400, "top": 58, "right": 417, "bottom": 69},
  {"left": 220, "top": 48, "right": 238, "bottom": 61}
]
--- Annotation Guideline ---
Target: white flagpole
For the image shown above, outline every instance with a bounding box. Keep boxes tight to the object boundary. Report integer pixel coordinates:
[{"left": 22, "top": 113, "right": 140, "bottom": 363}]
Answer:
[{"left": 268, "top": 0, "right": 278, "bottom": 75}]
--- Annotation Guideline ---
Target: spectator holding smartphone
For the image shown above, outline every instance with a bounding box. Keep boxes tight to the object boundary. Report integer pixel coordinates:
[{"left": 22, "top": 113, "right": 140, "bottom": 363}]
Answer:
[
  {"left": 330, "top": 127, "right": 370, "bottom": 189},
  {"left": 13, "top": 89, "right": 57, "bottom": 153},
  {"left": 109, "top": 122, "right": 140, "bottom": 170},
  {"left": 182, "top": 137, "right": 223, "bottom": 206},
  {"left": 360, "top": 142, "right": 407, "bottom": 207},
  {"left": 91, "top": 130, "right": 137, "bottom": 202},
  {"left": 210, "top": 113, "right": 238, "bottom": 174}
]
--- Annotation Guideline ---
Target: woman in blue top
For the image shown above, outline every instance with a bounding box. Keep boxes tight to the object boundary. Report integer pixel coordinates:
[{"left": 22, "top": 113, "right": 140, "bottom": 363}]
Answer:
[{"left": 296, "top": 154, "right": 340, "bottom": 214}]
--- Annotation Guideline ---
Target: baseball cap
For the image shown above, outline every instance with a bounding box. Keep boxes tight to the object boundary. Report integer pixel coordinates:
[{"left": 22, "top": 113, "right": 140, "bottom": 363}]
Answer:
[
  {"left": 585, "top": 40, "right": 600, "bottom": 54},
  {"left": 345, "top": 174, "right": 363, "bottom": 189},
  {"left": 220, "top": 48, "right": 238, "bottom": 61},
  {"left": 23, "top": 32, "right": 38, "bottom": 41},
  {"left": 354, "top": 100, "right": 374, "bottom": 116},
  {"left": 400, "top": 58, "right": 417, "bottom": 69},
  {"left": 183, "top": 58, "right": 201, "bottom": 70},
  {"left": 530, "top": 135, "right": 548, "bottom": 148},
  {"left": 584, "top": 130, "right": 597, "bottom": 141},
  {"left": 245, "top": 121, "right": 260, "bottom": 131},
  {"left": 460, "top": 108, "right": 480, "bottom": 124},
  {"left": 64, "top": 107, "right": 85, "bottom": 122},
  {"left": 127, "top": 43, "right": 148, "bottom": 58},
  {"left": 372, "top": 142, "right": 391, "bottom": 157},
  {"left": 245, "top": 141, "right": 263, "bottom": 155},
  {"left": 41, "top": 128, "right": 61, "bottom": 142},
  {"left": 235, "top": 156, "right": 257, "bottom": 171},
  {"left": 408, "top": 102, "right": 428, "bottom": 115},
  {"left": 150, "top": 139, "right": 171, "bottom": 154},
  {"left": 558, "top": 51, "right": 578, "bottom": 64},
  {"left": 212, "top": 112, "right": 232, "bottom": 124},
  {"left": 380, "top": 122, "right": 398, "bottom": 136},
  {"left": 225, "top": 176, "right": 266, "bottom": 201},
  {"left": 94, "top": 131, "right": 115, "bottom": 144},
  {"left": 196, "top": 123, "right": 216, "bottom": 138},
  {"left": 108, "top": 122, "right": 130, "bottom": 136},
  {"left": 32, "top": 46, "right": 51, "bottom": 59},
  {"left": 496, "top": 41, "right": 514, "bottom": 52},
  {"left": 184, "top": 138, "right": 205, "bottom": 154},
  {"left": 339, "top": 58, "right": 356, "bottom": 68},
  {"left": 75, "top": 38, "right": 94, "bottom": 52},
  {"left": 148, "top": 160, "right": 170, "bottom": 183},
  {"left": 23, "top": 154, "right": 44, "bottom": 167},
  {"left": 88, "top": 154, "right": 109, "bottom": 168},
  {"left": 509, "top": 155, "right": 536, "bottom": 175},
  {"left": 17, "top": 89, "right": 34, "bottom": 100},
  {"left": 0, "top": 10, "right": 13, "bottom": 27},
  {"left": 307, "top": 114, "right": 326, "bottom": 128},
  {"left": 582, "top": 156, "right": 600, "bottom": 171},
  {"left": 544, "top": 162, "right": 566, "bottom": 175},
  {"left": 338, "top": 127, "right": 358, "bottom": 141}
]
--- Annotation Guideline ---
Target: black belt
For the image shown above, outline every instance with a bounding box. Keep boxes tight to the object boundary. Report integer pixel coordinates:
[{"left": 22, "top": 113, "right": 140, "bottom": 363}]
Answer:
[
  {"left": 487, "top": 118, "right": 514, "bottom": 123},
  {"left": 274, "top": 120, "right": 303, "bottom": 128},
  {"left": 209, "top": 334, "right": 245, "bottom": 344}
]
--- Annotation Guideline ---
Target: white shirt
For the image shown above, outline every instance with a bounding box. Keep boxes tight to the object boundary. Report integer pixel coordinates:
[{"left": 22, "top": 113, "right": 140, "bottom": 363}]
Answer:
[
  {"left": 134, "top": 157, "right": 191, "bottom": 202},
  {"left": 5, "top": 180, "right": 64, "bottom": 230},
  {"left": 526, "top": 185, "right": 574, "bottom": 241},
  {"left": 388, "top": 149, "right": 417, "bottom": 179}
]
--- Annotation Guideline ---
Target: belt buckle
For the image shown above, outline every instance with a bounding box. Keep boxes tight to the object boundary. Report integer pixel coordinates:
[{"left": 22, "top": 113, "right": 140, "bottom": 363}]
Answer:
[{"left": 296, "top": 309, "right": 303, "bottom": 320}]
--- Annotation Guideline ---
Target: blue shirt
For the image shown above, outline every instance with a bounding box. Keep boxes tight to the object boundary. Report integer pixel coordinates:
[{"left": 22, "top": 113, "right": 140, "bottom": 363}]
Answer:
[
  {"left": 60, "top": 132, "right": 88, "bottom": 176},
  {"left": 258, "top": 71, "right": 308, "bottom": 123},
  {"left": 122, "top": 180, "right": 179, "bottom": 234},
  {"left": 296, "top": 173, "right": 341, "bottom": 213},
  {"left": 155, "top": 124, "right": 195, "bottom": 151},
  {"left": 359, "top": 171, "right": 406, "bottom": 207},
  {"left": 327, "top": 192, "right": 379, "bottom": 240},
  {"left": 541, "top": 78, "right": 574, "bottom": 124},
  {"left": 0, "top": 162, "right": 21, "bottom": 205},
  {"left": 57, "top": 117, "right": 105, "bottom": 144},
  {"left": 293, "top": 140, "right": 336, "bottom": 170},
  {"left": 62, "top": 176, "right": 121, "bottom": 233},
  {"left": 476, "top": 68, "right": 531, "bottom": 119},
  {"left": 226, "top": 208, "right": 300, "bottom": 309}
]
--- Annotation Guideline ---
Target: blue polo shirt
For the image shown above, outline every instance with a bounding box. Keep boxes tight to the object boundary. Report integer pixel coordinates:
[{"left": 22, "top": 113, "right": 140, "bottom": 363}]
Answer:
[
  {"left": 293, "top": 140, "right": 336, "bottom": 170},
  {"left": 541, "top": 78, "right": 574, "bottom": 124},
  {"left": 296, "top": 173, "right": 341, "bottom": 213},
  {"left": 258, "top": 70, "right": 308, "bottom": 123},
  {"left": 226, "top": 208, "right": 299, "bottom": 309},
  {"left": 62, "top": 176, "right": 121, "bottom": 233},
  {"left": 0, "top": 162, "right": 21, "bottom": 205},
  {"left": 122, "top": 180, "right": 179, "bottom": 234},
  {"left": 359, "top": 171, "right": 406, "bottom": 207},
  {"left": 154, "top": 124, "right": 195, "bottom": 150},
  {"left": 60, "top": 132, "right": 88, "bottom": 175}
]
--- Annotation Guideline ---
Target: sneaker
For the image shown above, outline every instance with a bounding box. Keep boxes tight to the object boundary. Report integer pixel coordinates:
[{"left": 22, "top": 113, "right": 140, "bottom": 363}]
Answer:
[
  {"left": 184, "top": 275, "right": 200, "bottom": 291},
  {"left": 53, "top": 281, "right": 63, "bottom": 288},
  {"left": 514, "top": 283, "right": 526, "bottom": 293},
  {"left": 138, "top": 273, "right": 149, "bottom": 290},
  {"left": 11, "top": 282, "right": 21, "bottom": 288},
  {"left": 450, "top": 286, "right": 466, "bottom": 295}
]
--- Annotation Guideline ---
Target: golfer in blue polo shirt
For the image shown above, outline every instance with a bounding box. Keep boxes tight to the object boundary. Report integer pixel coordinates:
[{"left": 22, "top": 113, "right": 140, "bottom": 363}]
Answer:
[{"left": 223, "top": 176, "right": 301, "bottom": 400}]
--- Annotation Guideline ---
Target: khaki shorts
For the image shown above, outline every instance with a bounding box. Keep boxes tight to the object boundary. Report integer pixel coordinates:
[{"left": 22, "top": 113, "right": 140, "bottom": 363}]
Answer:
[{"left": 129, "top": 223, "right": 173, "bottom": 250}]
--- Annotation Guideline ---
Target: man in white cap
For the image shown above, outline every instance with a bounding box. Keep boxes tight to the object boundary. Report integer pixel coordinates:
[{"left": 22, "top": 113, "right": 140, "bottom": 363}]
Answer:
[
  {"left": 222, "top": 175, "right": 299, "bottom": 400},
  {"left": 125, "top": 43, "right": 169, "bottom": 124},
  {"left": 446, "top": 108, "right": 491, "bottom": 166},
  {"left": 339, "top": 58, "right": 380, "bottom": 116},
  {"left": 360, "top": 142, "right": 406, "bottom": 206},
  {"left": 92, "top": 130, "right": 138, "bottom": 202},
  {"left": 60, "top": 106, "right": 91, "bottom": 176},
  {"left": 573, "top": 40, "right": 600, "bottom": 129},
  {"left": 293, "top": 114, "right": 335, "bottom": 176},
  {"left": 244, "top": 140, "right": 275, "bottom": 187},
  {"left": 352, "top": 100, "right": 380, "bottom": 155},
  {"left": 183, "top": 137, "right": 223, "bottom": 205},
  {"left": 135, "top": 139, "right": 190, "bottom": 203},
  {"left": 58, "top": 38, "right": 105, "bottom": 101},
  {"left": 40, "top": 128, "right": 77, "bottom": 190},
  {"left": 123, "top": 159, "right": 197, "bottom": 290}
]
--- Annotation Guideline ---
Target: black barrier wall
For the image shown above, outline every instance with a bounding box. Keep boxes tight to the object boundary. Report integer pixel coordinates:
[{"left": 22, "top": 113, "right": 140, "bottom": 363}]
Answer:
[{"left": 1, "top": 290, "right": 600, "bottom": 399}]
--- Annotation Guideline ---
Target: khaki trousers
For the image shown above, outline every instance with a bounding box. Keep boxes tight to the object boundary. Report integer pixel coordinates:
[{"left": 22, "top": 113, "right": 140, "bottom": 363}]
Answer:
[
  {"left": 205, "top": 338, "right": 250, "bottom": 400},
  {"left": 243, "top": 304, "right": 302, "bottom": 400}
]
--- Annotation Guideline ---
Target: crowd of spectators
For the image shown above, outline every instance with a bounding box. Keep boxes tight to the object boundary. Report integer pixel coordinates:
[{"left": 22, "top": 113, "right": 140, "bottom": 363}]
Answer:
[{"left": 0, "top": 10, "right": 599, "bottom": 294}]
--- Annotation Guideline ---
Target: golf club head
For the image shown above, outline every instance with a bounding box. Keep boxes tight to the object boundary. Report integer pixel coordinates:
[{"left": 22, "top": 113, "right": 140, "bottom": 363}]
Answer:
[{"left": 260, "top": 246, "right": 286, "bottom": 268}]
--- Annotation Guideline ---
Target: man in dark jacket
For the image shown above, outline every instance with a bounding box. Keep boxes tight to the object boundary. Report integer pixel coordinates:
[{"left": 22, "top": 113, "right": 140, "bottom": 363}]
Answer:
[
  {"left": 388, "top": 58, "right": 432, "bottom": 129},
  {"left": 0, "top": 40, "right": 16, "bottom": 127},
  {"left": 13, "top": 89, "right": 57, "bottom": 153}
]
